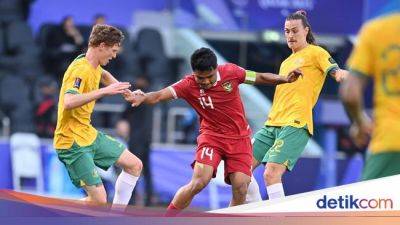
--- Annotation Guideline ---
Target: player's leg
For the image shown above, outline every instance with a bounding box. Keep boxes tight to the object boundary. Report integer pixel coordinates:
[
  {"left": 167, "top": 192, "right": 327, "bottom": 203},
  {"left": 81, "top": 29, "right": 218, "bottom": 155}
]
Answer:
[
  {"left": 229, "top": 172, "right": 251, "bottom": 206},
  {"left": 224, "top": 137, "right": 252, "bottom": 206},
  {"left": 263, "top": 126, "right": 310, "bottom": 200},
  {"left": 57, "top": 143, "right": 106, "bottom": 205},
  {"left": 264, "top": 162, "right": 286, "bottom": 200},
  {"left": 166, "top": 135, "right": 222, "bottom": 216},
  {"left": 93, "top": 132, "right": 142, "bottom": 207},
  {"left": 246, "top": 157, "right": 263, "bottom": 203},
  {"left": 82, "top": 184, "right": 107, "bottom": 204},
  {"left": 168, "top": 162, "right": 214, "bottom": 210},
  {"left": 113, "top": 149, "right": 142, "bottom": 206},
  {"left": 246, "top": 127, "right": 276, "bottom": 202}
]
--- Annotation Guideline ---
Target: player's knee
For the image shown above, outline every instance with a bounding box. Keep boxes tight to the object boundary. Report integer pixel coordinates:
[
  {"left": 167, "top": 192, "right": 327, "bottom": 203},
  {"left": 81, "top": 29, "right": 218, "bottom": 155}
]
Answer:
[
  {"left": 189, "top": 179, "right": 208, "bottom": 194},
  {"left": 125, "top": 158, "right": 143, "bottom": 176},
  {"left": 263, "top": 169, "right": 281, "bottom": 185},
  {"left": 133, "top": 159, "right": 143, "bottom": 174}
]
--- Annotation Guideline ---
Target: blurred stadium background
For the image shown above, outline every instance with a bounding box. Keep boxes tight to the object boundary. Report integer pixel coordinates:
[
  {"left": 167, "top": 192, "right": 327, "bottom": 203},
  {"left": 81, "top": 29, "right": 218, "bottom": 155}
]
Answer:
[{"left": 0, "top": 0, "right": 398, "bottom": 210}]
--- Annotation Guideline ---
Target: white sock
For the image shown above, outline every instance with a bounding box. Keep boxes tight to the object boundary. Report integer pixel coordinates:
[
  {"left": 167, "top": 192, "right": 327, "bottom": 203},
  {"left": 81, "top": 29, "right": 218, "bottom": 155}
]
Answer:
[
  {"left": 266, "top": 183, "right": 285, "bottom": 200},
  {"left": 245, "top": 175, "right": 262, "bottom": 203},
  {"left": 112, "top": 171, "right": 139, "bottom": 207}
]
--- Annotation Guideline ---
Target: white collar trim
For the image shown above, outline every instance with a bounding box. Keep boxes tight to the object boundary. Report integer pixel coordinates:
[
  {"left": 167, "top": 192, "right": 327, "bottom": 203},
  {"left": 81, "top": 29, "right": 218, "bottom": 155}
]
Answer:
[{"left": 213, "top": 71, "right": 221, "bottom": 87}]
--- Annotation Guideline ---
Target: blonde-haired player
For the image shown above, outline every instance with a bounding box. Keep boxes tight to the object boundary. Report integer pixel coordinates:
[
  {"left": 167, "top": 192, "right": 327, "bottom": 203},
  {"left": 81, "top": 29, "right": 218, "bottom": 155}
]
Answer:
[{"left": 54, "top": 24, "right": 142, "bottom": 207}]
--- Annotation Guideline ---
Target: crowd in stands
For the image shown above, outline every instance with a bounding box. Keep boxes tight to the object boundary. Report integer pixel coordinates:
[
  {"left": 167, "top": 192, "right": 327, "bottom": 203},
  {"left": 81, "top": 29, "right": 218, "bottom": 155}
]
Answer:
[{"left": 0, "top": 1, "right": 182, "bottom": 140}]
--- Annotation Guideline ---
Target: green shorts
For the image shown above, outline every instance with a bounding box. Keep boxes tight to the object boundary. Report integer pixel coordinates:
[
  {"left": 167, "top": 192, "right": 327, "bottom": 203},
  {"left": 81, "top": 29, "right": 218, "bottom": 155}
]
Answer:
[
  {"left": 252, "top": 125, "right": 310, "bottom": 171},
  {"left": 362, "top": 151, "right": 400, "bottom": 181},
  {"left": 56, "top": 131, "right": 126, "bottom": 188}
]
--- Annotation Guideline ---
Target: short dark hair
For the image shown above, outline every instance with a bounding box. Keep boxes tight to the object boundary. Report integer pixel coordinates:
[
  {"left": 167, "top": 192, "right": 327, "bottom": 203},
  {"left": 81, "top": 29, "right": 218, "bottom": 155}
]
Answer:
[
  {"left": 88, "top": 24, "right": 124, "bottom": 47},
  {"left": 286, "top": 10, "right": 316, "bottom": 45},
  {"left": 190, "top": 47, "right": 217, "bottom": 72}
]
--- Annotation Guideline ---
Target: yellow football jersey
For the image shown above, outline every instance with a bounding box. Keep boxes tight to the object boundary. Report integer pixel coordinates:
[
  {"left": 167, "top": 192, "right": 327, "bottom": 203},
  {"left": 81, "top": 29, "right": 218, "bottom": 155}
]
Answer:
[
  {"left": 54, "top": 54, "right": 103, "bottom": 149},
  {"left": 347, "top": 13, "right": 400, "bottom": 153},
  {"left": 266, "top": 44, "right": 338, "bottom": 135}
]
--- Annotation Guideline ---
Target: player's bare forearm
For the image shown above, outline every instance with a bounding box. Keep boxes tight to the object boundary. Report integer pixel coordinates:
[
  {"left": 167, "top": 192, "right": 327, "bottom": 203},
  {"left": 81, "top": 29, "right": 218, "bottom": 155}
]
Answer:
[
  {"left": 145, "top": 88, "right": 174, "bottom": 104},
  {"left": 254, "top": 73, "right": 288, "bottom": 85},
  {"left": 64, "top": 89, "right": 105, "bottom": 110},
  {"left": 65, "top": 82, "right": 131, "bottom": 109},
  {"left": 128, "top": 87, "right": 174, "bottom": 106},
  {"left": 142, "top": 91, "right": 162, "bottom": 104},
  {"left": 254, "top": 69, "right": 302, "bottom": 85},
  {"left": 101, "top": 69, "right": 119, "bottom": 86},
  {"left": 339, "top": 74, "right": 366, "bottom": 124}
]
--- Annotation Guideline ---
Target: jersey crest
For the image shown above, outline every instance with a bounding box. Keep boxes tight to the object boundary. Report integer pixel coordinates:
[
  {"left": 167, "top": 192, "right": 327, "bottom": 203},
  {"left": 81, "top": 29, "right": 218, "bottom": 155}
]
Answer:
[
  {"left": 222, "top": 81, "right": 233, "bottom": 92},
  {"left": 294, "top": 58, "right": 305, "bottom": 67}
]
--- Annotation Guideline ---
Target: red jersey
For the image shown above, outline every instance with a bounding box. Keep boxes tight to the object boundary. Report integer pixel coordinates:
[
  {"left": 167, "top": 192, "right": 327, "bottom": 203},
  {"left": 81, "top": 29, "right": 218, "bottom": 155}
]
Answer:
[{"left": 169, "top": 63, "right": 251, "bottom": 139}]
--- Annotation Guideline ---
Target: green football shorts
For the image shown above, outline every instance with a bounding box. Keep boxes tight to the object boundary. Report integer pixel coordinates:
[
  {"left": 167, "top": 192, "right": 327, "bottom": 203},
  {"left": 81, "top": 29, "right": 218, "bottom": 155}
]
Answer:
[
  {"left": 56, "top": 131, "right": 125, "bottom": 188},
  {"left": 362, "top": 151, "right": 400, "bottom": 181},
  {"left": 252, "top": 125, "right": 310, "bottom": 171}
]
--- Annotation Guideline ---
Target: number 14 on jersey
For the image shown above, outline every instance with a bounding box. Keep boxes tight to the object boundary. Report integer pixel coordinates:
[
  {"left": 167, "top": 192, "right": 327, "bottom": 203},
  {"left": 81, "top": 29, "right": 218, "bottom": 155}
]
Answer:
[{"left": 198, "top": 96, "right": 214, "bottom": 109}]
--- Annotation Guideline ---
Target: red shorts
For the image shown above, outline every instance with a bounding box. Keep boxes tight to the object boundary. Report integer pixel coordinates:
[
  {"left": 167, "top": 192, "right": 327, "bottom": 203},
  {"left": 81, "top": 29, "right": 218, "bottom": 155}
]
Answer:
[{"left": 192, "top": 134, "right": 252, "bottom": 184}]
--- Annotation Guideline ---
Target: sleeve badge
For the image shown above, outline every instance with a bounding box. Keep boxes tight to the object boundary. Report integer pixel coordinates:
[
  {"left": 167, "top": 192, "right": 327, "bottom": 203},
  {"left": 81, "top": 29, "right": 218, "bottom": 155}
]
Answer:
[{"left": 73, "top": 77, "right": 82, "bottom": 89}]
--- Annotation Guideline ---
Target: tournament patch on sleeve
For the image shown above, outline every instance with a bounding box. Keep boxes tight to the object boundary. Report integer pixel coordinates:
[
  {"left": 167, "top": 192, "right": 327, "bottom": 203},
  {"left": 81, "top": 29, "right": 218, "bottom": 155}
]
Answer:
[{"left": 73, "top": 77, "right": 82, "bottom": 89}]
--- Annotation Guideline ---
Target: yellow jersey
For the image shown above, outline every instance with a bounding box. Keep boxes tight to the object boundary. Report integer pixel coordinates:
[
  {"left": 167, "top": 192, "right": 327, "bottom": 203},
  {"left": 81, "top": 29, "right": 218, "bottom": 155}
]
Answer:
[
  {"left": 347, "top": 13, "right": 400, "bottom": 153},
  {"left": 54, "top": 54, "right": 103, "bottom": 149},
  {"left": 266, "top": 44, "right": 338, "bottom": 135}
]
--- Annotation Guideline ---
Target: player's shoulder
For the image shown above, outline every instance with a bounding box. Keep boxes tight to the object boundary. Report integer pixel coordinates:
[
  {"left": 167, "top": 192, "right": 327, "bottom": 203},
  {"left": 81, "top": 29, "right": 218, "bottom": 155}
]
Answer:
[
  {"left": 308, "top": 44, "right": 329, "bottom": 55},
  {"left": 182, "top": 74, "right": 195, "bottom": 82},
  {"left": 70, "top": 58, "right": 91, "bottom": 76},
  {"left": 173, "top": 74, "right": 195, "bottom": 86},
  {"left": 354, "top": 13, "right": 400, "bottom": 44},
  {"left": 218, "top": 63, "right": 244, "bottom": 77},
  {"left": 365, "top": 13, "right": 400, "bottom": 31},
  {"left": 306, "top": 45, "right": 331, "bottom": 62},
  {"left": 218, "top": 63, "right": 240, "bottom": 71},
  {"left": 281, "top": 56, "right": 291, "bottom": 66}
]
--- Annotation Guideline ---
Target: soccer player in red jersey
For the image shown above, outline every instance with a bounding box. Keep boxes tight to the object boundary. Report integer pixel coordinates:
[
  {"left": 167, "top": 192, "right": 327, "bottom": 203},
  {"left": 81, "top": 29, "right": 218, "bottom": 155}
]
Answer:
[{"left": 124, "top": 47, "right": 302, "bottom": 214}]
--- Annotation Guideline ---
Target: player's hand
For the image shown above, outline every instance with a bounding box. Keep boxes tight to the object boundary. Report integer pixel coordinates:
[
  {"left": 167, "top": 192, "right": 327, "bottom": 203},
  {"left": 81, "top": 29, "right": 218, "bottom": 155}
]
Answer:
[
  {"left": 131, "top": 90, "right": 146, "bottom": 107},
  {"left": 287, "top": 69, "right": 303, "bottom": 83},
  {"left": 122, "top": 89, "right": 140, "bottom": 101},
  {"left": 102, "top": 82, "right": 131, "bottom": 96},
  {"left": 333, "top": 69, "right": 348, "bottom": 82},
  {"left": 349, "top": 114, "right": 373, "bottom": 148},
  {"left": 121, "top": 89, "right": 141, "bottom": 99},
  {"left": 123, "top": 89, "right": 146, "bottom": 107},
  {"left": 121, "top": 89, "right": 131, "bottom": 99}
]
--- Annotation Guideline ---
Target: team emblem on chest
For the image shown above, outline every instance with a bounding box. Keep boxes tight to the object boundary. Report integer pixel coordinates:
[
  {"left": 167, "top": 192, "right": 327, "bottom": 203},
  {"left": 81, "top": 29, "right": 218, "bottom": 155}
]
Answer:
[
  {"left": 222, "top": 81, "right": 233, "bottom": 92},
  {"left": 294, "top": 58, "right": 305, "bottom": 67}
]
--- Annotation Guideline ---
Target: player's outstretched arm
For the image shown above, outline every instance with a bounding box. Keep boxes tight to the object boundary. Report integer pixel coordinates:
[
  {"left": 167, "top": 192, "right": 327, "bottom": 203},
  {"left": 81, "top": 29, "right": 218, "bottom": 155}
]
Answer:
[
  {"left": 339, "top": 74, "right": 367, "bottom": 123},
  {"left": 125, "top": 87, "right": 175, "bottom": 107},
  {"left": 101, "top": 69, "right": 119, "bottom": 86},
  {"left": 254, "top": 69, "right": 302, "bottom": 85},
  {"left": 64, "top": 82, "right": 131, "bottom": 110},
  {"left": 339, "top": 73, "right": 372, "bottom": 147}
]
